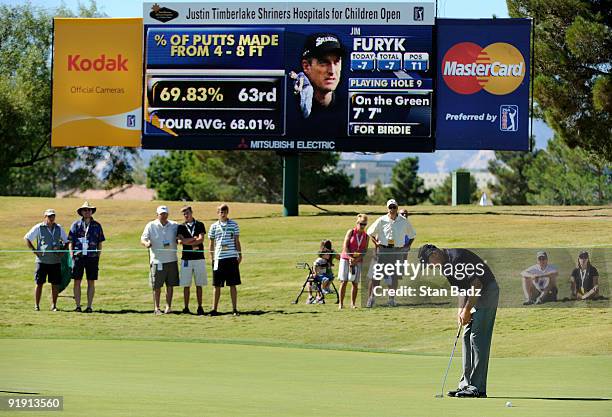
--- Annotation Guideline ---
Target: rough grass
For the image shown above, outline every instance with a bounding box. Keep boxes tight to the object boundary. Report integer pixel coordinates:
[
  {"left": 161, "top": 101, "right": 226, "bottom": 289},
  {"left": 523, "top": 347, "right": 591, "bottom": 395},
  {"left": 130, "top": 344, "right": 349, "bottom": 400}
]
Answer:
[{"left": 0, "top": 197, "right": 610, "bottom": 357}]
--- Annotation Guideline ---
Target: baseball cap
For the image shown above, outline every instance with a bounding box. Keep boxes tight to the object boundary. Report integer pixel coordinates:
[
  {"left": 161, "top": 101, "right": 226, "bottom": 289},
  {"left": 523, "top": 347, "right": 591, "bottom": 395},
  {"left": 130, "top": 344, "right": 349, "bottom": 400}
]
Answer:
[
  {"left": 386, "top": 199, "right": 398, "bottom": 208},
  {"left": 536, "top": 251, "right": 548, "bottom": 259},
  {"left": 156, "top": 205, "right": 169, "bottom": 215},
  {"left": 44, "top": 209, "right": 56, "bottom": 217},
  {"left": 578, "top": 251, "right": 589, "bottom": 259},
  {"left": 302, "top": 33, "right": 346, "bottom": 59}
]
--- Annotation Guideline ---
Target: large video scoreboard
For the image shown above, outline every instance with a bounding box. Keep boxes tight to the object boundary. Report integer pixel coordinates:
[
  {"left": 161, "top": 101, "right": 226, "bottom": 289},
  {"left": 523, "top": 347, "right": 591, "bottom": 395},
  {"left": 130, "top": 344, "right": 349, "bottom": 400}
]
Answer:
[{"left": 142, "top": 2, "right": 435, "bottom": 151}]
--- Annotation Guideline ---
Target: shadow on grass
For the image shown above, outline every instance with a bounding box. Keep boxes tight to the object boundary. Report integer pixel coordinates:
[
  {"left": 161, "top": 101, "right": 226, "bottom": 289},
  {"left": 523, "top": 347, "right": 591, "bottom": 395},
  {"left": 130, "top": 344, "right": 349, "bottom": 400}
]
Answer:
[
  {"left": 396, "top": 301, "right": 453, "bottom": 307},
  {"left": 488, "top": 396, "right": 611, "bottom": 401},
  {"left": 0, "top": 390, "right": 40, "bottom": 395},
  {"left": 93, "top": 309, "right": 322, "bottom": 316}
]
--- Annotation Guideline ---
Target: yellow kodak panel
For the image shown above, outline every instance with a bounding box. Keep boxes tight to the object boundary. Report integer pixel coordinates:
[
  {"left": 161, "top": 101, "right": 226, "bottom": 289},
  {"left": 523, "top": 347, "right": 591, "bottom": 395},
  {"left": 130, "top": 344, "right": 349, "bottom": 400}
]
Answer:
[{"left": 51, "top": 18, "right": 142, "bottom": 147}]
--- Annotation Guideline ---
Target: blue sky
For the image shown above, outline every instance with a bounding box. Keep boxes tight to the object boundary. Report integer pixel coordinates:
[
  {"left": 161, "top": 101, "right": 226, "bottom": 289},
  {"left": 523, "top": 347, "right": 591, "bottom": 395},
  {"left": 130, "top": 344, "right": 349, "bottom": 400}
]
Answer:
[{"left": 4, "top": 0, "right": 550, "bottom": 172}]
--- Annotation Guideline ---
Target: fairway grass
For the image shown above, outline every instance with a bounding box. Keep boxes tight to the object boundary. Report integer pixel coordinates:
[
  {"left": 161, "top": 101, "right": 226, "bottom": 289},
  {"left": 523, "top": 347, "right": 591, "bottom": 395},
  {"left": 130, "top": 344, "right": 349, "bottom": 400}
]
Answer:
[
  {"left": 0, "top": 198, "right": 611, "bottom": 415},
  {"left": 1, "top": 339, "right": 611, "bottom": 417}
]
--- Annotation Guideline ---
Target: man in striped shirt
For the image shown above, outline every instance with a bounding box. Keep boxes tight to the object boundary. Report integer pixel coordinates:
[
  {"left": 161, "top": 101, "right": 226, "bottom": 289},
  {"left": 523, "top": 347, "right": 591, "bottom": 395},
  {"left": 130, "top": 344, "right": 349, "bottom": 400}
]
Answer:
[{"left": 208, "top": 203, "right": 242, "bottom": 316}]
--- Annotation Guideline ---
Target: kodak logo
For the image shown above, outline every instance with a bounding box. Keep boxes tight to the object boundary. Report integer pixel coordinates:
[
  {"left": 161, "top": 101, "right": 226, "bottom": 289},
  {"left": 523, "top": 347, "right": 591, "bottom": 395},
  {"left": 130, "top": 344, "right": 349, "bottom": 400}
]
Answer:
[{"left": 67, "top": 54, "right": 128, "bottom": 71}]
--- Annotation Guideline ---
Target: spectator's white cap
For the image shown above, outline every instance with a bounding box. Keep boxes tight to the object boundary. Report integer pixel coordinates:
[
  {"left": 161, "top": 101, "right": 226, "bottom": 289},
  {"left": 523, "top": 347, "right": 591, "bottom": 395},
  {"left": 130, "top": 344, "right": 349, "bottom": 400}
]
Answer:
[
  {"left": 156, "top": 205, "right": 169, "bottom": 215},
  {"left": 44, "top": 209, "right": 56, "bottom": 217},
  {"left": 536, "top": 250, "right": 548, "bottom": 259},
  {"left": 386, "top": 199, "right": 398, "bottom": 208}
]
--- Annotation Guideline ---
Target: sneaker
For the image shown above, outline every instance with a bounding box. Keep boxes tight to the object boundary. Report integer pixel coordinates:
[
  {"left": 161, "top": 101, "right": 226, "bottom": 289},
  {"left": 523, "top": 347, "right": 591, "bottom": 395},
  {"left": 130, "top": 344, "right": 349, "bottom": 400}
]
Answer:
[
  {"left": 154, "top": 309, "right": 163, "bottom": 315},
  {"left": 164, "top": 306, "right": 172, "bottom": 314},
  {"left": 232, "top": 309, "right": 240, "bottom": 317},
  {"left": 34, "top": 305, "right": 40, "bottom": 311},
  {"left": 197, "top": 306, "right": 205, "bottom": 316},
  {"left": 322, "top": 288, "right": 330, "bottom": 294},
  {"left": 74, "top": 306, "right": 82, "bottom": 312},
  {"left": 84, "top": 307, "right": 93, "bottom": 313},
  {"left": 447, "top": 389, "right": 460, "bottom": 397},
  {"left": 523, "top": 300, "right": 534, "bottom": 305},
  {"left": 182, "top": 307, "right": 191, "bottom": 314},
  {"left": 209, "top": 309, "right": 220, "bottom": 316},
  {"left": 51, "top": 306, "right": 58, "bottom": 312},
  {"left": 366, "top": 297, "right": 375, "bottom": 308},
  {"left": 317, "top": 298, "right": 325, "bottom": 304},
  {"left": 306, "top": 296, "right": 315, "bottom": 305},
  {"left": 455, "top": 388, "right": 480, "bottom": 398}
]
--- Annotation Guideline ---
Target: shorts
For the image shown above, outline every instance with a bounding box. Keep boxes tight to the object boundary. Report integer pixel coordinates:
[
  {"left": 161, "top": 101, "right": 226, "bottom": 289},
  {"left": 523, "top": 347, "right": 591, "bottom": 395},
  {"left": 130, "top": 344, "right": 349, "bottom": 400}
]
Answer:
[
  {"left": 35, "top": 262, "right": 61, "bottom": 285},
  {"left": 72, "top": 256, "right": 100, "bottom": 280},
  {"left": 369, "top": 247, "right": 406, "bottom": 282},
  {"left": 313, "top": 272, "right": 333, "bottom": 283},
  {"left": 338, "top": 258, "right": 362, "bottom": 283},
  {"left": 180, "top": 259, "right": 208, "bottom": 287},
  {"left": 212, "top": 257, "right": 241, "bottom": 287},
  {"left": 149, "top": 261, "right": 179, "bottom": 289}
]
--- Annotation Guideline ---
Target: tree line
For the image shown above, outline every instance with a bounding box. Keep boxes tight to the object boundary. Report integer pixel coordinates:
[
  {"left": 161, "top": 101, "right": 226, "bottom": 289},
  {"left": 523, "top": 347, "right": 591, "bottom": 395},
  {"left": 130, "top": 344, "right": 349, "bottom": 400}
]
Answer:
[{"left": 0, "top": 1, "right": 609, "bottom": 205}]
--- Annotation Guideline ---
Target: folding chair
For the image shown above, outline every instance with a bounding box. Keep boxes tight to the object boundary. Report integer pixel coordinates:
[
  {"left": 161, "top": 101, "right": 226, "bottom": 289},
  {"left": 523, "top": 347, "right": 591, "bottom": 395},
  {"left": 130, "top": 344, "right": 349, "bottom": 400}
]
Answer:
[{"left": 292, "top": 262, "right": 339, "bottom": 304}]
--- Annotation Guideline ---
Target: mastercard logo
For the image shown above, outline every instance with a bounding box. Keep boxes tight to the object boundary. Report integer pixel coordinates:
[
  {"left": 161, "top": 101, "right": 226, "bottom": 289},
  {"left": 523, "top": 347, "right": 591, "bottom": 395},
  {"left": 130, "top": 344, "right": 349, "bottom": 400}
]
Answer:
[{"left": 441, "top": 42, "right": 526, "bottom": 95}]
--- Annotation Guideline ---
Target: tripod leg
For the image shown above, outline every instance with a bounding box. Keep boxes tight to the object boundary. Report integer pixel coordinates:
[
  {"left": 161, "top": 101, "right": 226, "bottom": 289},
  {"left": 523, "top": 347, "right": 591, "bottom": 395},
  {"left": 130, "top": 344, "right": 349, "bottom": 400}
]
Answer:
[{"left": 293, "top": 278, "right": 310, "bottom": 304}]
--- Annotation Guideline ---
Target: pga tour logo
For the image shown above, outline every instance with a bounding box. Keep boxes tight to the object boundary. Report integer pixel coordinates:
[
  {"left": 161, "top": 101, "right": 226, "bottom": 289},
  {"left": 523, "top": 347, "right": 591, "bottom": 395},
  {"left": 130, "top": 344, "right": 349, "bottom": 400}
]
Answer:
[
  {"left": 126, "top": 114, "right": 136, "bottom": 128},
  {"left": 413, "top": 7, "right": 424, "bottom": 21},
  {"left": 500, "top": 105, "right": 518, "bottom": 132}
]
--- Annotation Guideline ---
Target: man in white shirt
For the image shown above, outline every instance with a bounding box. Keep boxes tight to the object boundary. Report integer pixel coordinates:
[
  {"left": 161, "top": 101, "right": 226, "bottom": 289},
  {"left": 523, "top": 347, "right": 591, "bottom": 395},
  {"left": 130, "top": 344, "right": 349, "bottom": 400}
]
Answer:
[
  {"left": 521, "top": 251, "right": 558, "bottom": 305},
  {"left": 24, "top": 209, "right": 68, "bottom": 311},
  {"left": 366, "top": 199, "right": 417, "bottom": 307},
  {"left": 141, "top": 206, "right": 179, "bottom": 314}
]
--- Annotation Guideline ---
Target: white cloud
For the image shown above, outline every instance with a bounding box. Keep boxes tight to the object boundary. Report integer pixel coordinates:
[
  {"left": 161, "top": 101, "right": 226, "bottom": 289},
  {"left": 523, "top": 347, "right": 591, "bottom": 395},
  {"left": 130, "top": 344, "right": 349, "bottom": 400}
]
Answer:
[
  {"left": 435, "top": 152, "right": 451, "bottom": 173},
  {"left": 461, "top": 150, "right": 495, "bottom": 170}
]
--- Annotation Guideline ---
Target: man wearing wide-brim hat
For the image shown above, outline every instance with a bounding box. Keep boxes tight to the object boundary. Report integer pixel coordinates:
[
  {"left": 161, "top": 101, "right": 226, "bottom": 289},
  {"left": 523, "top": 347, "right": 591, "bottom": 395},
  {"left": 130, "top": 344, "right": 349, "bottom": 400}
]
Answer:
[
  {"left": 24, "top": 209, "right": 69, "bottom": 311},
  {"left": 68, "top": 201, "right": 106, "bottom": 313}
]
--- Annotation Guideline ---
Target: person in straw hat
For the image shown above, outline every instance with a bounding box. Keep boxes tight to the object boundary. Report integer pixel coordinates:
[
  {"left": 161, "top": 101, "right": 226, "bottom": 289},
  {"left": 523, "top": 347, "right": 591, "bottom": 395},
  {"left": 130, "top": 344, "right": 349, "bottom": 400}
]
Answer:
[
  {"left": 24, "top": 209, "right": 68, "bottom": 311},
  {"left": 68, "top": 201, "right": 106, "bottom": 313}
]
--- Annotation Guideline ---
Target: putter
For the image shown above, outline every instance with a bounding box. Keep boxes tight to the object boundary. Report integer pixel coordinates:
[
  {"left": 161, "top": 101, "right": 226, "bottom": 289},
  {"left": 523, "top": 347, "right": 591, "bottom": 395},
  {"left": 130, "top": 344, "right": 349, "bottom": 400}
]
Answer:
[{"left": 434, "top": 323, "right": 462, "bottom": 398}]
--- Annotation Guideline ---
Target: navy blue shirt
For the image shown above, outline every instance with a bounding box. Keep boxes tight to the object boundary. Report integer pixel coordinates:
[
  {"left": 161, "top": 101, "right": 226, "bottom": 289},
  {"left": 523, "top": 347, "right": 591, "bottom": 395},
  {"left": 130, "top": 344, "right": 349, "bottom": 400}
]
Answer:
[{"left": 69, "top": 219, "right": 105, "bottom": 257}]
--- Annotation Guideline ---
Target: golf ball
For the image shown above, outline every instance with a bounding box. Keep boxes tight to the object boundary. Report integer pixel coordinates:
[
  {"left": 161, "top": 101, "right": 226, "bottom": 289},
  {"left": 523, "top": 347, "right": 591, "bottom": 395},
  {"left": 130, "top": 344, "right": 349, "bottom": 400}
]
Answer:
[{"left": 505, "top": 401, "right": 512, "bottom": 407}]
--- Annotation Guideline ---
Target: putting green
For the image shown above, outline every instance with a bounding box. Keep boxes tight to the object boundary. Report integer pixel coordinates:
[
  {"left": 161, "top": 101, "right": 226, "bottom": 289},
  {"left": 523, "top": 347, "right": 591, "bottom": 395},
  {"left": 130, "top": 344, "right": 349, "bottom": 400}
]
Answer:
[{"left": 1, "top": 339, "right": 610, "bottom": 417}]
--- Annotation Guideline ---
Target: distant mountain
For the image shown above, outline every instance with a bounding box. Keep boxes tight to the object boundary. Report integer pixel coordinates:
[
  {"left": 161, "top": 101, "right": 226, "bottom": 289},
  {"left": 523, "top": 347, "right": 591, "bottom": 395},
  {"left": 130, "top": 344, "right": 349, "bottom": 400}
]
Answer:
[
  {"left": 139, "top": 120, "right": 554, "bottom": 174},
  {"left": 340, "top": 119, "right": 553, "bottom": 173}
]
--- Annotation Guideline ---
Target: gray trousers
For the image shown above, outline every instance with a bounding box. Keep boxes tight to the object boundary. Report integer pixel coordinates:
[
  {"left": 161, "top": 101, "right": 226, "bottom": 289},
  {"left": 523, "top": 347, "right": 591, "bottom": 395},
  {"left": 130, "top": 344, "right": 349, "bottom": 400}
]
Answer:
[{"left": 458, "top": 280, "right": 499, "bottom": 394}]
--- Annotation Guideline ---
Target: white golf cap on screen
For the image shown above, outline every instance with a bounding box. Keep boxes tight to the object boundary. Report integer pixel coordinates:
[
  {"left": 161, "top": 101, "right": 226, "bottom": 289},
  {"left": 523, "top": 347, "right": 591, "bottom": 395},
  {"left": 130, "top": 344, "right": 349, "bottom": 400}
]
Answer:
[
  {"left": 386, "top": 199, "right": 398, "bottom": 208},
  {"left": 156, "top": 205, "right": 169, "bottom": 214},
  {"left": 44, "top": 208, "right": 56, "bottom": 216},
  {"left": 536, "top": 250, "right": 548, "bottom": 259}
]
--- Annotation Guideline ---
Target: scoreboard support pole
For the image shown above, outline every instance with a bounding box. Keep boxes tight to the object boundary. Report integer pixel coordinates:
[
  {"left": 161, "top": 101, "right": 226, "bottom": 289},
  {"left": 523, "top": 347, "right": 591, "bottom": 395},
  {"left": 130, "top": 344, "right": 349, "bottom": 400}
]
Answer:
[{"left": 282, "top": 153, "right": 300, "bottom": 217}]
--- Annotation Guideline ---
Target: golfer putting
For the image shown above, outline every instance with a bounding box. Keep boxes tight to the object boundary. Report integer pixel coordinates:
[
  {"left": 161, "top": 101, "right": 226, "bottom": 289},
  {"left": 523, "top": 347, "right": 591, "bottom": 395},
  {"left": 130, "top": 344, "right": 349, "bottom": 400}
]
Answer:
[{"left": 418, "top": 244, "right": 499, "bottom": 398}]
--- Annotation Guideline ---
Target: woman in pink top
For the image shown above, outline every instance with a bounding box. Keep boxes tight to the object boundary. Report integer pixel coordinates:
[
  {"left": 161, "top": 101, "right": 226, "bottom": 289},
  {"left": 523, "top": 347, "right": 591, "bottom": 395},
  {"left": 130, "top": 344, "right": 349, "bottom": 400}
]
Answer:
[{"left": 338, "top": 214, "right": 369, "bottom": 309}]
